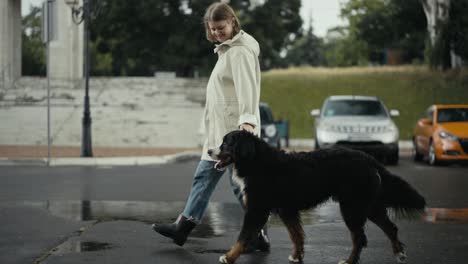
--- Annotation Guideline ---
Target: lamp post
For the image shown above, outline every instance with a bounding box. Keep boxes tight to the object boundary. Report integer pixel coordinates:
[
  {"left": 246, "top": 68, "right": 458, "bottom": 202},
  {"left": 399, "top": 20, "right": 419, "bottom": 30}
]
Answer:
[{"left": 64, "top": 0, "right": 98, "bottom": 157}]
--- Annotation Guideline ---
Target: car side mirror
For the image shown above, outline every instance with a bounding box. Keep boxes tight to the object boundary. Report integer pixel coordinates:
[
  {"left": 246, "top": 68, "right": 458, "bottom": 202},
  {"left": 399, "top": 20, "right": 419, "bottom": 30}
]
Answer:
[
  {"left": 419, "top": 118, "right": 432, "bottom": 126},
  {"left": 389, "top": 109, "right": 400, "bottom": 117},
  {"left": 311, "top": 109, "right": 320, "bottom": 117}
]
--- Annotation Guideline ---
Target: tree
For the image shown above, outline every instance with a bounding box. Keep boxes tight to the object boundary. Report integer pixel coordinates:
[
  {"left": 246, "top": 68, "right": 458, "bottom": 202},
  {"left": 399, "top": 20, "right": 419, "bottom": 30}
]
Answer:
[
  {"left": 285, "top": 24, "right": 324, "bottom": 66},
  {"left": 323, "top": 27, "right": 369, "bottom": 67},
  {"left": 22, "top": 7, "right": 46, "bottom": 76},
  {"left": 89, "top": 0, "right": 303, "bottom": 76},
  {"left": 339, "top": 0, "right": 427, "bottom": 64},
  {"left": 449, "top": 0, "right": 468, "bottom": 61},
  {"left": 427, "top": 0, "right": 468, "bottom": 68},
  {"left": 243, "top": 0, "right": 303, "bottom": 69},
  {"left": 91, "top": 0, "right": 199, "bottom": 76}
]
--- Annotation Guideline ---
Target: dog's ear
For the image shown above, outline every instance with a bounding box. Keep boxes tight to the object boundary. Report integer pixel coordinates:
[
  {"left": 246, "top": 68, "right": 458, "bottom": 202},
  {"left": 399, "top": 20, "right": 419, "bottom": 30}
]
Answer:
[{"left": 233, "top": 132, "right": 256, "bottom": 160}]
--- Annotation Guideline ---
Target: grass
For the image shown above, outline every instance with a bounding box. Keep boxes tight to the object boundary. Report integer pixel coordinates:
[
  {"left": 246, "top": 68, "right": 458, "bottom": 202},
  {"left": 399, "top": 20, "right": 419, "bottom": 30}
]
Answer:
[{"left": 260, "top": 66, "right": 468, "bottom": 139}]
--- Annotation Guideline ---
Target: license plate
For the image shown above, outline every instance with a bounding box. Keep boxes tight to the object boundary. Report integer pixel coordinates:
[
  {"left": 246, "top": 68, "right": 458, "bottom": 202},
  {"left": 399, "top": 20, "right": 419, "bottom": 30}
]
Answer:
[{"left": 348, "top": 134, "right": 370, "bottom": 141}]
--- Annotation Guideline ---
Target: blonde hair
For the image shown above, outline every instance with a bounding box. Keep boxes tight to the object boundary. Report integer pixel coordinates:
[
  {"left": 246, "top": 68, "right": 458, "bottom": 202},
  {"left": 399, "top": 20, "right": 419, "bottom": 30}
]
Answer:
[{"left": 203, "top": 2, "right": 241, "bottom": 43}]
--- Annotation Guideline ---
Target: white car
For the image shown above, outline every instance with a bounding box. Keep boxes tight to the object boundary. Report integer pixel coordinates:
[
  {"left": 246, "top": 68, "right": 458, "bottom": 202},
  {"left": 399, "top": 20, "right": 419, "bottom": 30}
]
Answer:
[{"left": 311, "top": 95, "right": 400, "bottom": 165}]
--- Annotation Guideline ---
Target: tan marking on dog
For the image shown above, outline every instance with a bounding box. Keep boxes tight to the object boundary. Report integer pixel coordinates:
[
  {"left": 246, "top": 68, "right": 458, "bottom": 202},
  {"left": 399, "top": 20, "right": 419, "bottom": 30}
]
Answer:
[
  {"left": 224, "top": 241, "right": 244, "bottom": 263},
  {"left": 285, "top": 222, "right": 304, "bottom": 262}
]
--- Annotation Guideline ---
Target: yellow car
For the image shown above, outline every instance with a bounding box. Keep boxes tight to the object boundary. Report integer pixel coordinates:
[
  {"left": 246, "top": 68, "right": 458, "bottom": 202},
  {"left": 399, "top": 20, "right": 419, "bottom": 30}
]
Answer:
[{"left": 413, "top": 105, "right": 468, "bottom": 165}]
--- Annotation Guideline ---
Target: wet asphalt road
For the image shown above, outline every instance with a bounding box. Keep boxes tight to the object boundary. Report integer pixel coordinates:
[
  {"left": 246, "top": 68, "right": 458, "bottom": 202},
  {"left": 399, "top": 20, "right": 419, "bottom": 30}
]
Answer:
[{"left": 1, "top": 156, "right": 468, "bottom": 264}]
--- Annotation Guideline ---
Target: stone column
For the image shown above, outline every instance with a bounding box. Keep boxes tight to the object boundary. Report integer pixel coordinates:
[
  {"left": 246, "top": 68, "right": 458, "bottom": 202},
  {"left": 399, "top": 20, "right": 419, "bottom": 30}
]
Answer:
[
  {"left": 49, "top": 0, "right": 83, "bottom": 81},
  {"left": 0, "top": 0, "right": 22, "bottom": 86}
]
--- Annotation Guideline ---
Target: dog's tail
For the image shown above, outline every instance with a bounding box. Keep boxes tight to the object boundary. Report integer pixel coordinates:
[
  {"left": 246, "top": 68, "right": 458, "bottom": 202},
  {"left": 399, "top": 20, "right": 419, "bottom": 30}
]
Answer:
[{"left": 378, "top": 166, "right": 426, "bottom": 218}]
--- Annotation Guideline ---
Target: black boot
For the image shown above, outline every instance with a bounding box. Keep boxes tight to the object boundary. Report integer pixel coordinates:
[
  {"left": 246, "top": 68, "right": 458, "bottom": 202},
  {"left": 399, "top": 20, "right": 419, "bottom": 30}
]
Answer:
[
  {"left": 256, "top": 228, "right": 271, "bottom": 252},
  {"left": 152, "top": 215, "right": 196, "bottom": 246},
  {"left": 244, "top": 227, "right": 270, "bottom": 253}
]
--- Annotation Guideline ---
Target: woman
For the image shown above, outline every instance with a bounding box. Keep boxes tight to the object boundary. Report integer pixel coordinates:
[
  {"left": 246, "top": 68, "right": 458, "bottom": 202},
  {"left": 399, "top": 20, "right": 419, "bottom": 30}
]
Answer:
[{"left": 152, "top": 2, "right": 269, "bottom": 251}]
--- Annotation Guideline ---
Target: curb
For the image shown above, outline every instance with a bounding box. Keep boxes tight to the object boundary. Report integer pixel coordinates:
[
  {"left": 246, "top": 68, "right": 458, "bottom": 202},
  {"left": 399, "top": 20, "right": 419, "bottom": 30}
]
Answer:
[{"left": 0, "top": 141, "right": 414, "bottom": 167}]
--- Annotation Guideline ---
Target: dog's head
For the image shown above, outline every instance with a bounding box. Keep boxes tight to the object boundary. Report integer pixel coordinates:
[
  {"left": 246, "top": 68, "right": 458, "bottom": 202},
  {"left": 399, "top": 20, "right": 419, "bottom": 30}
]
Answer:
[{"left": 208, "top": 130, "right": 257, "bottom": 169}]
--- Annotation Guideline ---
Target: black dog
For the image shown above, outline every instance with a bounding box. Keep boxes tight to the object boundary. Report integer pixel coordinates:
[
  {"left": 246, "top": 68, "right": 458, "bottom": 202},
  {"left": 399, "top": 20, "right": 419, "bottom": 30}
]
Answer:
[{"left": 208, "top": 130, "right": 426, "bottom": 264}]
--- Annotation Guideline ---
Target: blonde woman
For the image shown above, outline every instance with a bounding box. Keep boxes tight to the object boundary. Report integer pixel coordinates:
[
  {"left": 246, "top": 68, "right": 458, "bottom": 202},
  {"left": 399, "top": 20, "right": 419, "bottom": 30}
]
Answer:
[{"left": 152, "top": 2, "right": 269, "bottom": 252}]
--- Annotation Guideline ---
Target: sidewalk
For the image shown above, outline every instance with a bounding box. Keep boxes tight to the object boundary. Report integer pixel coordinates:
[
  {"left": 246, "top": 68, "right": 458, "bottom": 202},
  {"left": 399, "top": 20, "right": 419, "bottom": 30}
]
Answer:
[
  {"left": 0, "top": 145, "right": 202, "bottom": 166},
  {"left": 0, "top": 141, "right": 413, "bottom": 166}
]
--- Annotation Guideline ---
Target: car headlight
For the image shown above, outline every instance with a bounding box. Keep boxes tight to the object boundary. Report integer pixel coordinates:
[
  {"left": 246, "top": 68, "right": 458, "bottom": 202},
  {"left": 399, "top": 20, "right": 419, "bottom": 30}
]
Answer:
[
  {"left": 384, "top": 123, "right": 397, "bottom": 132},
  {"left": 439, "top": 131, "right": 458, "bottom": 141},
  {"left": 317, "top": 125, "right": 335, "bottom": 132},
  {"left": 264, "top": 124, "right": 277, "bottom": 137}
]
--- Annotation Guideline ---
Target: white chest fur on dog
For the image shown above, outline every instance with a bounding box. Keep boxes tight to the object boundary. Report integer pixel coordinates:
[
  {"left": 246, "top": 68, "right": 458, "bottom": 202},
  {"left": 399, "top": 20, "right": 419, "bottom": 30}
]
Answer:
[
  {"left": 231, "top": 167, "right": 245, "bottom": 191},
  {"left": 231, "top": 167, "right": 247, "bottom": 206}
]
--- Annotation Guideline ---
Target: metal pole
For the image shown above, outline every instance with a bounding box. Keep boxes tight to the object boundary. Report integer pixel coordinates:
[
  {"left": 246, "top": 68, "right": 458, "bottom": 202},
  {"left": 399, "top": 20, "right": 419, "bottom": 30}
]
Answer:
[
  {"left": 46, "top": 0, "right": 52, "bottom": 166},
  {"left": 47, "top": 31, "right": 51, "bottom": 165},
  {"left": 81, "top": 0, "right": 93, "bottom": 157}
]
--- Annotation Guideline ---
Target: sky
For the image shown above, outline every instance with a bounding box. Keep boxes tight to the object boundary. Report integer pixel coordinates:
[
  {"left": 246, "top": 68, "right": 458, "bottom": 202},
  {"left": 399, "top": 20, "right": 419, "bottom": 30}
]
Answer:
[
  {"left": 22, "top": 0, "right": 347, "bottom": 37},
  {"left": 301, "top": 0, "right": 347, "bottom": 36}
]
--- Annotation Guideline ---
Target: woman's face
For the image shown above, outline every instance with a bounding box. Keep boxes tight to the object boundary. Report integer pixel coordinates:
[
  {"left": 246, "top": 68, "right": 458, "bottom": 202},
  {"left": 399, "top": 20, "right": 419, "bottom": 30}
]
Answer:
[{"left": 208, "top": 19, "right": 234, "bottom": 43}]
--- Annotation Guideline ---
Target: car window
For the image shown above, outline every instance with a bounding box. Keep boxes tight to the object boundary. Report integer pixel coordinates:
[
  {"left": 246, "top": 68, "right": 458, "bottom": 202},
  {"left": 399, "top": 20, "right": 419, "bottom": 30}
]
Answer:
[
  {"left": 437, "top": 108, "right": 468, "bottom": 123},
  {"left": 323, "top": 100, "right": 388, "bottom": 117},
  {"left": 260, "top": 106, "right": 274, "bottom": 124}
]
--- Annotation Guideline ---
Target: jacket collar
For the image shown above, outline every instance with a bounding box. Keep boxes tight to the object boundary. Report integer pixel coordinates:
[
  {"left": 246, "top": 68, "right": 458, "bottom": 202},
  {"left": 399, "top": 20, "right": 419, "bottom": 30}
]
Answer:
[{"left": 214, "top": 30, "right": 244, "bottom": 54}]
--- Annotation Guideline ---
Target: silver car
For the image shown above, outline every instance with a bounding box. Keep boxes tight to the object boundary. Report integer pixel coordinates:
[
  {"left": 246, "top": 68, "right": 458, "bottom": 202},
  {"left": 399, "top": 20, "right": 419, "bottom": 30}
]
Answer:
[{"left": 311, "top": 95, "right": 400, "bottom": 165}]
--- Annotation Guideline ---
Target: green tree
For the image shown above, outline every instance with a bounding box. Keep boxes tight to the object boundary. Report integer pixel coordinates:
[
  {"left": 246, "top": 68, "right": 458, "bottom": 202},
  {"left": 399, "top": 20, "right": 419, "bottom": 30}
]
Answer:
[
  {"left": 90, "top": 0, "right": 303, "bottom": 76},
  {"left": 450, "top": 0, "right": 468, "bottom": 61},
  {"left": 22, "top": 6, "right": 46, "bottom": 76},
  {"left": 323, "top": 27, "right": 368, "bottom": 67},
  {"left": 429, "top": 0, "right": 468, "bottom": 69},
  {"left": 243, "top": 0, "right": 303, "bottom": 69},
  {"left": 286, "top": 25, "right": 324, "bottom": 66},
  {"left": 340, "top": 0, "right": 426, "bottom": 64},
  {"left": 91, "top": 0, "right": 193, "bottom": 76}
]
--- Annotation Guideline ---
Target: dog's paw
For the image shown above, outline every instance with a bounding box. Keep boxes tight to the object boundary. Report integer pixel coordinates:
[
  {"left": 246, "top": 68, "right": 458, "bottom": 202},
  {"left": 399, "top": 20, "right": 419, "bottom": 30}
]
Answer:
[
  {"left": 288, "top": 255, "right": 301, "bottom": 263},
  {"left": 219, "top": 255, "right": 229, "bottom": 264},
  {"left": 338, "top": 260, "right": 350, "bottom": 264},
  {"left": 395, "top": 251, "right": 407, "bottom": 263}
]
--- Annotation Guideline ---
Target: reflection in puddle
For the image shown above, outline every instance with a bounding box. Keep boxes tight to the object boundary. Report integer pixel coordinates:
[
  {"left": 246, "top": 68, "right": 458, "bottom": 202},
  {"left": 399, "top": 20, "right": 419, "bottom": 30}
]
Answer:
[
  {"left": 2, "top": 200, "right": 467, "bottom": 239},
  {"left": 52, "top": 241, "right": 114, "bottom": 255},
  {"left": 424, "top": 208, "right": 468, "bottom": 223}
]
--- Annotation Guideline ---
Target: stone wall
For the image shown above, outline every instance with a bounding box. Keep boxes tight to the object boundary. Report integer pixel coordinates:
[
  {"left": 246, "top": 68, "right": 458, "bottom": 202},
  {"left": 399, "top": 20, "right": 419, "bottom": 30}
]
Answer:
[{"left": 0, "top": 77, "right": 208, "bottom": 148}]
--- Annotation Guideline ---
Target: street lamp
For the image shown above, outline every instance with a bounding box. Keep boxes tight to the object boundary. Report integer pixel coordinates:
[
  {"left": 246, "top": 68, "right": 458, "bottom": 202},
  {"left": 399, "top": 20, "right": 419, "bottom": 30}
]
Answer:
[{"left": 64, "top": 0, "right": 101, "bottom": 157}]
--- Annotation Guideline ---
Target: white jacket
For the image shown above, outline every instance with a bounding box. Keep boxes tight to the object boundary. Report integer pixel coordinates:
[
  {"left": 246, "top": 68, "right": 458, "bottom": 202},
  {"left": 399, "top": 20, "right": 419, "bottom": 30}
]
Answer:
[{"left": 201, "top": 30, "right": 261, "bottom": 161}]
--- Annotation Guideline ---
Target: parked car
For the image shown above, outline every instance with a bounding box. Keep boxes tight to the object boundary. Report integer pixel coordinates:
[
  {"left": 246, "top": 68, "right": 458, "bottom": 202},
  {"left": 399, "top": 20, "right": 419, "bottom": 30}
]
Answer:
[
  {"left": 311, "top": 95, "right": 400, "bottom": 165},
  {"left": 413, "top": 104, "right": 468, "bottom": 165},
  {"left": 260, "top": 102, "right": 281, "bottom": 149}
]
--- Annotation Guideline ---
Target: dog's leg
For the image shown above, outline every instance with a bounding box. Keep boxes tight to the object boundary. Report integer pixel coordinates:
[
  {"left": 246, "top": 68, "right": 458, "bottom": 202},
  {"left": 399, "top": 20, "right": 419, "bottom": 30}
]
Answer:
[
  {"left": 368, "top": 207, "right": 407, "bottom": 263},
  {"left": 278, "top": 209, "right": 304, "bottom": 263},
  {"left": 339, "top": 203, "right": 369, "bottom": 264},
  {"left": 219, "top": 209, "right": 269, "bottom": 264}
]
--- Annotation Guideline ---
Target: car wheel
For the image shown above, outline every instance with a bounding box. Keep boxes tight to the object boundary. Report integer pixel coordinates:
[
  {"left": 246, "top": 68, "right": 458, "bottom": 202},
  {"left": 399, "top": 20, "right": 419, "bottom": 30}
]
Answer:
[
  {"left": 428, "top": 141, "right": 439, "bottom": 166},
  {"left": 412, "top": 138, "right": 423, "bottom": 162}
]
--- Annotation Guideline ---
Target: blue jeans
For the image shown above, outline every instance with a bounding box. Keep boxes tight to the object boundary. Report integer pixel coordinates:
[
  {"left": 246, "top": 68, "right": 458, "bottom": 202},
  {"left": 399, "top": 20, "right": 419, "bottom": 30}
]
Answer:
[{"left": 181, "top": 160, "right": 243, "bottom": 223}]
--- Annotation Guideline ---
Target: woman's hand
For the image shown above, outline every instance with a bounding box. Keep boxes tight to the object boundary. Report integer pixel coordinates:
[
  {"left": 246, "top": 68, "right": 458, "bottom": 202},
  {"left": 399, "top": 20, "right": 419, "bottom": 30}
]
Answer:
[{"left": 239, "top": 123, "right": 255, "bottom": 134}]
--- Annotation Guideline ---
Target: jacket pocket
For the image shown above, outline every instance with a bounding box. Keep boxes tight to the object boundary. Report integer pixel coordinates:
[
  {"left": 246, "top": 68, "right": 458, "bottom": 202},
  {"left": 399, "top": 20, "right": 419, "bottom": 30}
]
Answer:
[{"left": 222, "top": 103, "right": 239, "bottom": 131}]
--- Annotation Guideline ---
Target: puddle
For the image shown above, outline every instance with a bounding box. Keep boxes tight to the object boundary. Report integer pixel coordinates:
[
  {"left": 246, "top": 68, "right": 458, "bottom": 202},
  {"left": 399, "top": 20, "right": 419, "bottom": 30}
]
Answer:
[
  {"left": 194, "top": 249, "right": 229, "bottom": 254},
  {"left": 2, "top": 200, "right": 467, "bottom": 239},
  {"left": 51, "top": 241, "right": 114, "bottom": 255},
  {"left": 424, "top": 208, "right": 468, "bottom": 223}
]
